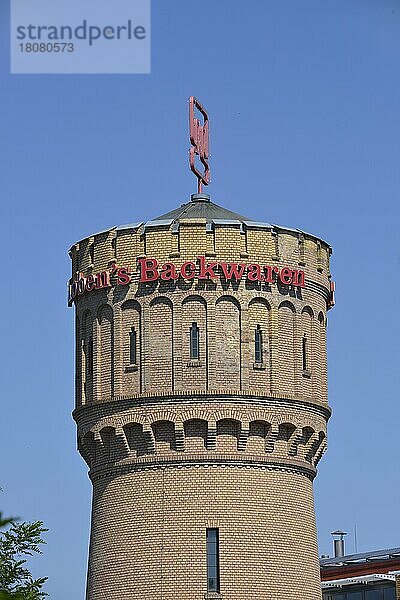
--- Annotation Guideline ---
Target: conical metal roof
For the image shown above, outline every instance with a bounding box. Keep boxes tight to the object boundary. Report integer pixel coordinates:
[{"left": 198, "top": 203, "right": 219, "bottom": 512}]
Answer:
[
  {"left": 153, "top": 194, "right": 252, "bottom": 223},
  {"left": 70, "top": 194, "right": 331, "bottom": 252}
]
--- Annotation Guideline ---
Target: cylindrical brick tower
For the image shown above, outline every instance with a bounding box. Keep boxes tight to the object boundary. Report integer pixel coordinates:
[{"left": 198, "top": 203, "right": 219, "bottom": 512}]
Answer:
[{"left": 69, "top": 193, "right": 334, "bottom": 600}]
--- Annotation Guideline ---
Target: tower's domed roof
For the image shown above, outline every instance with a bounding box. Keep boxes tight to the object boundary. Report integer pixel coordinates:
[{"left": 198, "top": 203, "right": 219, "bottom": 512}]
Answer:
[
  {"left": 71, "top": 194, "right": 331, "bottom": 251},
  {"left": 153, "top": 193, "right": 252, "bottom": 224}
]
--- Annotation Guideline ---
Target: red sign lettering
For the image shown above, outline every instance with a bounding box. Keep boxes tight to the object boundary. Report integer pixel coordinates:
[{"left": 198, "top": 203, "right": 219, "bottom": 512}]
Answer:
[
  {"left": 181, "top": 261, "right": 196, "bottom": 279},
  {"left": 279, "top": 267, "right": 293, "bottom": 285},
  {"left": 117, "top": 267, "right": 131, "bottom": 286},
  {"left": 86, "top": 274, "right": 95, "bottom": 291},
  {"left": 138, "top": 258, "right": 159, "bottom": 282},
  {"left": 198, "top": 256, "right": 218, "bottom": 279},
  {"left": 160, "top": 262, "right": 178, "bottom": 281},
  {"left": 68, "top": 256, "right": 306, "bottom": 305},
  {"left": 220, "top": 262, "right": 246, "bottom": 281}
]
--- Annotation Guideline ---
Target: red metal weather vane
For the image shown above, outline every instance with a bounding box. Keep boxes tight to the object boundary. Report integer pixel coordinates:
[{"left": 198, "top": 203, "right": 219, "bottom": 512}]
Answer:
[{"left": 189, "top": 96, "right": 210, "bottom": 194}]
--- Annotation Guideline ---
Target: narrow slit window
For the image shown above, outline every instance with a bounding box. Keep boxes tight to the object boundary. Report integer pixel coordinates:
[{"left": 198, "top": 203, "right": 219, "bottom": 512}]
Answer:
[
  {"left": 255, "top": 324, "right": 263, "bottom": 363},
  {"left": 206, "top": 528, "right": 220, "bottom": 593},
  {"left": 302, "top": 335, "right": 307, "bottom": 371},
  {"left": 129, "top": 327, "right": 137, "bottom": 365},
  {"left": 86, "top": 336, "right": 93, "bottom": 380},
  {"left": 190, "top": 322, "right": 200, "bottom": 360},
  {"left": 89, "top": 243, "right": 94, "bottom": 264}
]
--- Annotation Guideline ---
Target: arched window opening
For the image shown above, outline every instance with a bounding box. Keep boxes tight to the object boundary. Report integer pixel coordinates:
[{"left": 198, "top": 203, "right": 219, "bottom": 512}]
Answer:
[
  {"left": 86, "top": 336, "right": 93, "bottom": 380},
  {"left": 190, "top": 322, "right": 200, "bottom": 360},
  {"left": 302, "top": 335, "right": 308, "bottom": 371},
  {"left": 255, "top": 325, "right": 263, "bottom": 363},
  {"left": 129, "top": 327, "right": 137, "bottom": 365}
]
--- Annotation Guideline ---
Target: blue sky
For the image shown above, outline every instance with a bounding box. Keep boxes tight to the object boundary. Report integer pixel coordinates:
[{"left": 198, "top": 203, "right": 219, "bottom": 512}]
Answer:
[{"left": 1, "top": 0, "right": 399, "bottom": 597}]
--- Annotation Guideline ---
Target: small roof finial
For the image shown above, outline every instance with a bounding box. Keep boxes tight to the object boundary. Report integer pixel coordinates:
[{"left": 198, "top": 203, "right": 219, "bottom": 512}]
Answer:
[{"left": 189, "top": 96, "right": 210, "bottom": 194}]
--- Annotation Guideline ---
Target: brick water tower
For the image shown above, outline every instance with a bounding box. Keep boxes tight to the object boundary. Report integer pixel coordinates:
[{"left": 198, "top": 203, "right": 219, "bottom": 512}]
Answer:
[{"left": 68, "top": 98, "right": 334, "bottom": 600}]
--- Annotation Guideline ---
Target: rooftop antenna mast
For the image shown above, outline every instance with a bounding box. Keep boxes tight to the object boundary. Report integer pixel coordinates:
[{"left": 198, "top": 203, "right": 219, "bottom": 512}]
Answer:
[{"left": 189, "top": 96, "right": 210, "bottom": 194}]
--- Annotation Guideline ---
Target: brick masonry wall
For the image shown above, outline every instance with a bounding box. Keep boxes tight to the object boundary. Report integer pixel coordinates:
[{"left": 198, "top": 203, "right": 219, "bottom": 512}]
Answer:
[
  {"left": 70, "top": 215, "right": 333, "bottom": 600},
  {"left": 87, "top": 467, "right": 321, "bottom": 600},
  {"left": 73, "top": 288, "right": 329, "bottom": 406}
]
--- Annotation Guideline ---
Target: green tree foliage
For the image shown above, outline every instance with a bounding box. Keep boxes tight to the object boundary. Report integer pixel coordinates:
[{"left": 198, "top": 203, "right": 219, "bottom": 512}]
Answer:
[{"left": 0, "top": 512, "right": 48, "bottom": 600}]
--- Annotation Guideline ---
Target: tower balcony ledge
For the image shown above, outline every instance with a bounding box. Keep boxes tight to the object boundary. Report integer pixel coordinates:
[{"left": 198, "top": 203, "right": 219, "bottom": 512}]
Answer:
[{"left": 73, "top": 390, "right": 331, "bottom": 423}]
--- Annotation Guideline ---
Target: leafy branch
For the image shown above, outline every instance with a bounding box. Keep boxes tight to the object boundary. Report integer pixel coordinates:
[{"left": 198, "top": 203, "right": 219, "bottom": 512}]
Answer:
[{"left": 0, "top": 513, "right": 48, "bottom": 599}]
